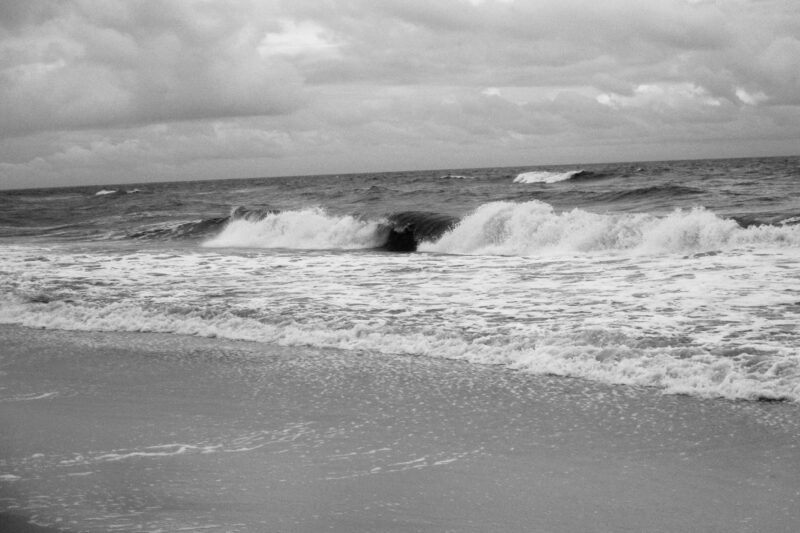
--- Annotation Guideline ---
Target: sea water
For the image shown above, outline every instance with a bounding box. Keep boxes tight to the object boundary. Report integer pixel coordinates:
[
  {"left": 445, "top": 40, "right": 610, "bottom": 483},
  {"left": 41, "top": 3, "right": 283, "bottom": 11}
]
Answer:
[
  {"left": 2, "top": 157, "right": 800, "bottom": 531},
  {"left": 1, "top": 156, "right": 799, "bottom": 402}
]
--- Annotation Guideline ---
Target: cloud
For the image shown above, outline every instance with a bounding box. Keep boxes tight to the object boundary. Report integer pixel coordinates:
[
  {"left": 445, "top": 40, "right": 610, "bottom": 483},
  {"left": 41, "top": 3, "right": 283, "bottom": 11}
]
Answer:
[
  {"left": 1, "top": 0, "right": 799, "bottom": 188},
  {"left": 259, "top": 20, "right": 342, "bottom": 58}
]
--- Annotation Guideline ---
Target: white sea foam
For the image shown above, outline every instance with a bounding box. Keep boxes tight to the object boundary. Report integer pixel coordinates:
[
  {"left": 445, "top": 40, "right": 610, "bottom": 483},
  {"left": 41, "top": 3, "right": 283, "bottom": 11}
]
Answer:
[
  {"left": 1, "top": 241, "right": 799, "bottom": 402},
  {"left": 1, "top": 292, "right": 798, "bottom": 402},
  {"left": 0, "top": 391, "right": 59, "bottom": 402},
  {"left": 55, "top": 425, "right": 313, "bottom": 467},
  {"left": 514, "top": 170, "right": 584, "bottom": 184},
  {"left": 420, "top": 201, "right": 800, "bottom": 255},
  {"left": 94, "top": 189, "right": 117, "bottom": 196},
  {"left": 203, "top": 207, "right": 385, "bottom": 250}
]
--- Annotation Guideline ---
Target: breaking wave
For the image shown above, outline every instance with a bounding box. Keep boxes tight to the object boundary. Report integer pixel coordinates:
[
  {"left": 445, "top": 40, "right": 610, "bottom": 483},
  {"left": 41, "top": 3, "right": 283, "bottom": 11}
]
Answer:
[
  {"left": 130, "top": 201, "right": 799, "bottom": 256},
  {"left": 201, "top": 207, "right": 457, "bottom": 252},
  {"left": 420, "top": 200, "right": 800, "bottom": 255},
  {"left": 203, "top": 207, "right": 383, "bottom": 250}
]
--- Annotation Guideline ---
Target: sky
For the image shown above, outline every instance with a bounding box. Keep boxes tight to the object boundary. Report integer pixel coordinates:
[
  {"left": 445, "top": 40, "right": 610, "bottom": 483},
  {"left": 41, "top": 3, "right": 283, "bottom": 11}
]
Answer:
[{"left": 1, "top": 0, "right": 799, "bottom": 189}]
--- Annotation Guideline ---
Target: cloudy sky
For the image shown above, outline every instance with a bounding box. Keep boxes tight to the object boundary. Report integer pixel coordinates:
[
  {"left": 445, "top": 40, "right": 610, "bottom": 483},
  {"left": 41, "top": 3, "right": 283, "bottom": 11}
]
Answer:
[{"left": 1, "top": 0, "right": 798, "bottom": 188}]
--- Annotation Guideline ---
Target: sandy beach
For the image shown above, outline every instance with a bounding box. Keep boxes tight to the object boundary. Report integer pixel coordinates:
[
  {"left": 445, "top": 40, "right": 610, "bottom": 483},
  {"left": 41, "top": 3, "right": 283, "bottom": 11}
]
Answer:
[{"left": 1, "top": 324, "right": 798, "bottom": 532}]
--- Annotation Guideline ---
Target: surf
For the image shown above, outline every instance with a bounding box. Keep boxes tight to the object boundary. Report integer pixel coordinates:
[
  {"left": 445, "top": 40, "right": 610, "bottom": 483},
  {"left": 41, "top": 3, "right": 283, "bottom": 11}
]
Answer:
[{"left": 2, "top": 288, "right": 797, "bottom": 403}]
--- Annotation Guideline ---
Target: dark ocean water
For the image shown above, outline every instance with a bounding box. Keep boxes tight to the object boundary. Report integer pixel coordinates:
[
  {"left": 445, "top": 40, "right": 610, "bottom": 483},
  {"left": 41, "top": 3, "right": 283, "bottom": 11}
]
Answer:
[
  {"left": 2, "top": 157, "right": 799, "bottom": 242},
  {"left": 1, "top": 156, "right": 799, "bottom": 401}
]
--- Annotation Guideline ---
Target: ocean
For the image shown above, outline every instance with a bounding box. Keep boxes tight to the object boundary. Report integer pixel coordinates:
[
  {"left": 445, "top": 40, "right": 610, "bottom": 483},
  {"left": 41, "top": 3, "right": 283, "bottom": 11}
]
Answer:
[
  {"left": 2, "top": 156, "right": 799, "bottom": 401},
  {"left": 2, "top": 156, "right": 800, "bottom": 531}
]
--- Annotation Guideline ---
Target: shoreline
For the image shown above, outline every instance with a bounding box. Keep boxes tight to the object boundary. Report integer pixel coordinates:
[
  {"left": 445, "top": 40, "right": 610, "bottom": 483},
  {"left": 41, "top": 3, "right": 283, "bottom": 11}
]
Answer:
[{"left": 1, "top": 324, "right": 799, "bottom": 532}]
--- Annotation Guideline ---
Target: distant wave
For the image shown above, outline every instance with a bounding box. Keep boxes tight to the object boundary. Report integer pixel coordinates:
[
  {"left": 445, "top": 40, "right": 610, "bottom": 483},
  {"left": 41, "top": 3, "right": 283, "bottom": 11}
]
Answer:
[
  {"left": 732, "top": 213, "right": 800, "bottom": 228},
  {"left": 593, "top": 185, "right": 704, "bottom": 203},
  {"left": 94, "top": 188, "right": 144, "bottom": 197},
  {"left": 513, "top": 169, "right": 597, "bottom": 184},
  {"left": 128, "top": 218, "right": 229, "bottom": 240},
  {"left": 419, "top": 200, "right": 800, "bottom": 255}
]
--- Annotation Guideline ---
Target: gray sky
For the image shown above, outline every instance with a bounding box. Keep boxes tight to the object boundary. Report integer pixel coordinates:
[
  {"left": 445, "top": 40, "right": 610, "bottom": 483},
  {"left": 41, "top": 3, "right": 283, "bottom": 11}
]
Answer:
[{"left": 1, "top": 0, "right": 798, "bottom": 188}]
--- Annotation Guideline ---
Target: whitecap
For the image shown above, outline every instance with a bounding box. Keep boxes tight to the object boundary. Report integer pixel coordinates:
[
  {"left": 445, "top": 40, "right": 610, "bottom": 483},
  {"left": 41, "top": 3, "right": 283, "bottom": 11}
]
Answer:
[{"left": 513, "top": 170, "right": 584, "bottom": 184}]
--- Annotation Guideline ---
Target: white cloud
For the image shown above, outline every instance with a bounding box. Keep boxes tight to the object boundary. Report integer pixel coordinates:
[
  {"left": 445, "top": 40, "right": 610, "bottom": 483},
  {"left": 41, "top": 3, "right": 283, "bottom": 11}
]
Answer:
[
  {"left": 735, "top": 88, "right": 768, "bottom": 106},
  {"left": 598, "top": 83, "right": 724, "bottom": 109},
  {"left": 258, "top": 20, "right": 342, "bottom": 58}
]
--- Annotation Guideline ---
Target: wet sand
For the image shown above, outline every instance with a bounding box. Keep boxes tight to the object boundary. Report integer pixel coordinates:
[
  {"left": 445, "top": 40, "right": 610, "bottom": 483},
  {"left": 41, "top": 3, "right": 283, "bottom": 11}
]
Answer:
[
  {"left": 1, "top": 324, "right": 799, "bottom": 532},
  {"left": 0, "top": 513, "right": 65, "bottom": 533}
]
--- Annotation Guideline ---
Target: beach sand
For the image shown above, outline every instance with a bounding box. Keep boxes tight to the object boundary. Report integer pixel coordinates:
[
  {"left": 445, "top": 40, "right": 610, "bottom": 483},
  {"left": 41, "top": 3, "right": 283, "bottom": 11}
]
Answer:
[{"left": 1, "top": 324, "right": 798, "bottom": 532}]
